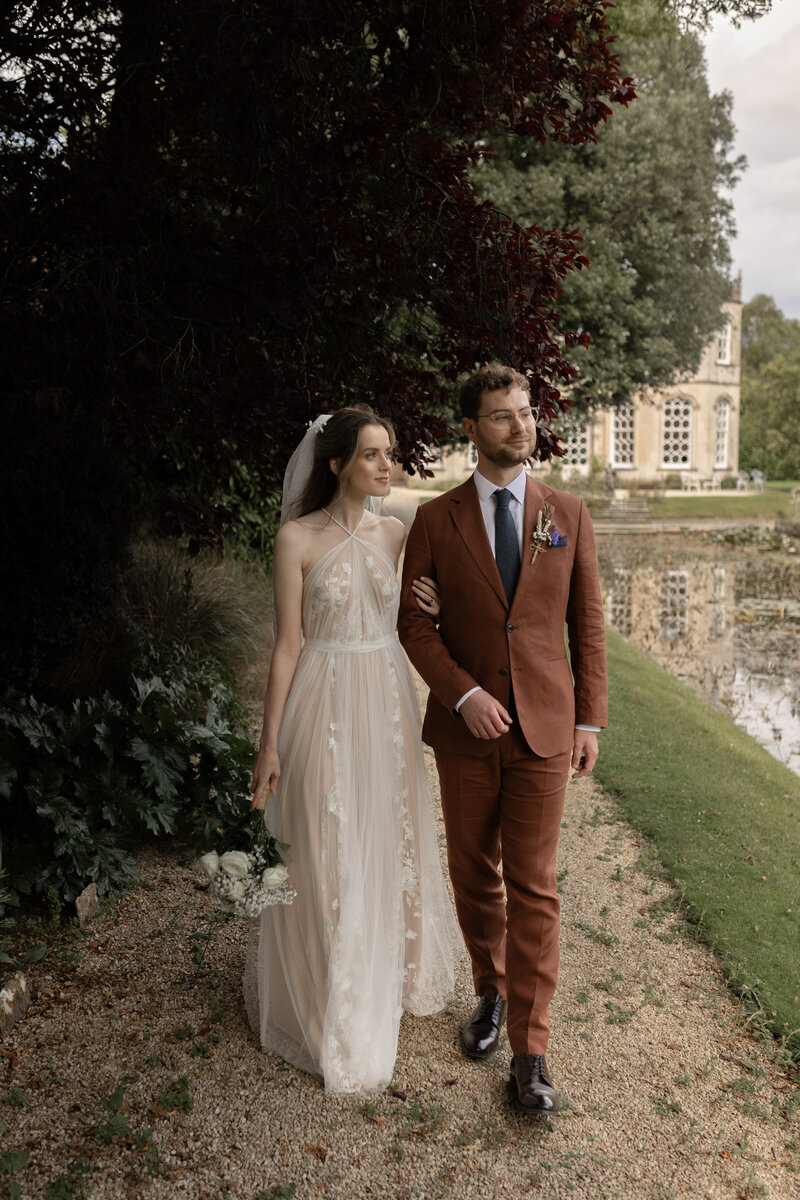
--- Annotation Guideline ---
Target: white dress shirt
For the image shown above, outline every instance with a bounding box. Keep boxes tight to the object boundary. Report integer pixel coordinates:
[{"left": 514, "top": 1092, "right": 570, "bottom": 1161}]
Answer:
[
  {"left": 454, "top": 469, "right": 599, "bottom": 733},
  {"left": 472, "top": 466, "right": 527, "bottom": 556}
]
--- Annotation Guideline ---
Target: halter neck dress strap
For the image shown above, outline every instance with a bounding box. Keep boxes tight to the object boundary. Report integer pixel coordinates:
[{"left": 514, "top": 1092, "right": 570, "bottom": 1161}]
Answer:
[{"left": 321, "top": 509, "right": 366, "bottom": 537}]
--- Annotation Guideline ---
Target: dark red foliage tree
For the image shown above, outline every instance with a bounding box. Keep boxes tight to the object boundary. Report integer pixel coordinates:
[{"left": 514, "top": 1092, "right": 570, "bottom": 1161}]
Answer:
[{"left": 0, "top": 0, "right": 632, "bottom": 689}]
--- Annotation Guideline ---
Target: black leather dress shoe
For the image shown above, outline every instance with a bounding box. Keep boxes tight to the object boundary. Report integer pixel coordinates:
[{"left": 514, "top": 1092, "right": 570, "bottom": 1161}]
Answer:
[
  {"left": 461, "top": 993, "right": 507, "bottom": 1058},
  {"left": 509, "top": 1054, "right": 560, "bottom": 1116}
]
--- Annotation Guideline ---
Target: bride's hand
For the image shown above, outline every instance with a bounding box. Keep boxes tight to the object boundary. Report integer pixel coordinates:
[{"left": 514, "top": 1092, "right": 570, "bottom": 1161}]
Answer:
[
  {"left": 250, "top": 747, "right": 281, "bottom": 810},
  {"left": 411, "top": 575, "right": 441, "bottom": 618}
]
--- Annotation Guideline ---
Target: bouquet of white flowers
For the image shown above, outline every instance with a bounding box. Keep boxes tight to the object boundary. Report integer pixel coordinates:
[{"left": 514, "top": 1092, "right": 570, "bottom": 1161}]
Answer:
[{"left": 199, "top": 815, "right": 295, "bottom": 917}]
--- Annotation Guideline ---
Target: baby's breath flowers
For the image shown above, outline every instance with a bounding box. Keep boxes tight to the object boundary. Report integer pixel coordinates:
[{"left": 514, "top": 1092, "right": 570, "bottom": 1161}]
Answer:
[{"left": 200, "top": 815, "right": 295, "bottom": 917}]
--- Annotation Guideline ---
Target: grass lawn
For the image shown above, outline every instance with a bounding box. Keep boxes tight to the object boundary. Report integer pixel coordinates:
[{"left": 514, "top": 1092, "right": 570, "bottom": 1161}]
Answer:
[
  {"left": 649, "top": 483, "right": 799, "bottom": 521},
  {"left": 594, "top": 630, "right": 800, "bottom": 1052},
  {"left": 764, "top": 480, "right": 800, "bottom": 492}
]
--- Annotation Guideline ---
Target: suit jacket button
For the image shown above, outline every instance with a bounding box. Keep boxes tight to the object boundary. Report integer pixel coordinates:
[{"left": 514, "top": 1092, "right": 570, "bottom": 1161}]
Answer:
[
  {"left": 507, "top": 623, "right": 515, "bottom": 632},
  {"left": 498, "top": 667, "right": 508, "bottom": 676}
]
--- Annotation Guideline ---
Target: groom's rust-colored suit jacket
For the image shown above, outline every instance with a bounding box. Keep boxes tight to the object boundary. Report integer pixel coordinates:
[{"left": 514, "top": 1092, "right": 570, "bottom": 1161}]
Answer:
[{"left": 398, "top": 475, "right": 607, "bottom": 758}]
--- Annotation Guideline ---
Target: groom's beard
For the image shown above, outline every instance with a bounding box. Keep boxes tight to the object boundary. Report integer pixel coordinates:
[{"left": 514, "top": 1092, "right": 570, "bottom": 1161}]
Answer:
[{"left": 475, "top": 434, "right": 536, "bottom": 468}]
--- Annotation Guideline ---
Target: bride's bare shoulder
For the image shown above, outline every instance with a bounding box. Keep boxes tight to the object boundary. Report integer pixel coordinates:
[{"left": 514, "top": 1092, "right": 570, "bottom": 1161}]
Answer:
[
  {"left": 382, "top": 513, "right": 407, "bottom": 546},
  {"left": 362, "top": 512, "right": 406, "bottom": 555},
  {"left": 275, "top": 513, "right": 327, "bottom": 554},
  {"left": 280, "top": 511, "right": 330, "bottom": 537}
]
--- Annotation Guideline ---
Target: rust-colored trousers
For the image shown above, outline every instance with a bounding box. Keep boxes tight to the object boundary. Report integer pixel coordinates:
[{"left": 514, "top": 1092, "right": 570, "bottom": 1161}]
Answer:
[{"left": 435, "top": 727, "right": 570, "bottom": 1055}]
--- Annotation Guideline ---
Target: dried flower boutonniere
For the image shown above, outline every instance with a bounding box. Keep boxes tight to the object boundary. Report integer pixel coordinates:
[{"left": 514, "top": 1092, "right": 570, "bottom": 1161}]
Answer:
[{"left": 530, "top": 503, "right": 568, "bottom": 564}]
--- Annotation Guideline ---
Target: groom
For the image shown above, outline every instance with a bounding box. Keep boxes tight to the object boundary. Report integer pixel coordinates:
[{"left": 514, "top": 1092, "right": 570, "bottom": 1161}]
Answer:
[{"left": 398, "top": 363, "right": 606, "bottom": 1115}]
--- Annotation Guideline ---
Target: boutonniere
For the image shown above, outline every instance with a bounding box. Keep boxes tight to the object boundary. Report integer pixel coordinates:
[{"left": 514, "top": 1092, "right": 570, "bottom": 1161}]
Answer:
[{"left": 530, "top": 503, "right": 568, "bottom": 564}]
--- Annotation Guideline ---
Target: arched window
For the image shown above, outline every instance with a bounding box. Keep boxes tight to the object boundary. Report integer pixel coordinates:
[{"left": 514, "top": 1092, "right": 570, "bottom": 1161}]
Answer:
[
  {"left": 716, "top": 322, "right": 732, "bottom": 366},
  {"left": 662, "top": 398, "right": 693, "bottom": 468},
  {"left": 715, "top": 397, "right": 730, "bottom": 469},
  {"left": 611, "top": 402, "right": 634, "bottom": 468}
]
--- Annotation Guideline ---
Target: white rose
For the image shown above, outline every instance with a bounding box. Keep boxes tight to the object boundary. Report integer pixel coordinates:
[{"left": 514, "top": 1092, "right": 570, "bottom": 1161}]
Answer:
[
  {"left": 228, "top": 879, "right": 246, "bottom": 901},
  {"left": 262, "top": 864, "right": 289, "bottom": 890},
  {"left": 198, "top": 851, "right": 220, "bottom": 880},
  {"left": 219, "top": 850, "right": 250, "bottom": 879}
]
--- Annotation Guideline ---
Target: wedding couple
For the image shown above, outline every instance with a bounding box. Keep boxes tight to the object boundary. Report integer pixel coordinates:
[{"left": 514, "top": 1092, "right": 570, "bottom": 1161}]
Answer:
[{"left": 247, "top": 363, "right": 607, "bottom": 1113}]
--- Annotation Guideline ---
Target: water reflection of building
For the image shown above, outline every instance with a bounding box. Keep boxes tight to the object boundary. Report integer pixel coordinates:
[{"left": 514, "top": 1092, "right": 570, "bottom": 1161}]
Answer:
[
  {"left": 601, "top": 548, "right": 800, "bottom": 775},
  {"left": 711, "top": 567, "right": 726, "bottom": 638},
  {"left": 602, "top": 559, "right": 735, "bottom": 709},
  {"left": 660, "top": 570, "right": 689, "bottom": 641},
  {"left": 608, "top": 567, "right": 632, "bottom": 638}
]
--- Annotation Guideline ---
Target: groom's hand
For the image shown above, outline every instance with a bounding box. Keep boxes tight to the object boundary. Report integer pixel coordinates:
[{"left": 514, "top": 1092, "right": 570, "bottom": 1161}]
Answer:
[
  {"left": 571, "top": 729, "right": 598, "bottom": 778},
  {"left": 460, "top": 690, "right": 512, "bottom": 739}
]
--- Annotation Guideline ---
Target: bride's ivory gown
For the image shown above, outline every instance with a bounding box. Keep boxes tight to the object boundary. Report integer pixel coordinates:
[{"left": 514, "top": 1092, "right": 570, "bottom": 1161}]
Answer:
[{"left": 244, "top": 513, "right": 461, "bottom": 1093}]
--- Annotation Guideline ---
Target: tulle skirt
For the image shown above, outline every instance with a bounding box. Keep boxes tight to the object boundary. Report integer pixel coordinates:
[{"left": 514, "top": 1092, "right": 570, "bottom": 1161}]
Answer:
[{"left": 243, "top": 636, "right": 461, "bottom": 1093}]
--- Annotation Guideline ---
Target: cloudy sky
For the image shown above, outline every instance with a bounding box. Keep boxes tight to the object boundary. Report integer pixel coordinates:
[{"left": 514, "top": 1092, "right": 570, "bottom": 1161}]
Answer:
[{"left": 704, "top": 0, "right": 800, "bottom": 318}]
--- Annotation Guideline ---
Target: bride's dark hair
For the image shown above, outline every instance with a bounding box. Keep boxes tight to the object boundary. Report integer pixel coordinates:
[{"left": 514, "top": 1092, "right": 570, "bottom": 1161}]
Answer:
[{"left": 296, "top": 405, "right": 395, "bottom": 518}]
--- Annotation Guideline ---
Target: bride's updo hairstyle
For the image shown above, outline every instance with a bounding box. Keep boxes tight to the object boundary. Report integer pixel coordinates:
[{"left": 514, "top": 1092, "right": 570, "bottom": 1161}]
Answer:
[{"left": 296, "top": 405, "right": 395, "bottom": 518}]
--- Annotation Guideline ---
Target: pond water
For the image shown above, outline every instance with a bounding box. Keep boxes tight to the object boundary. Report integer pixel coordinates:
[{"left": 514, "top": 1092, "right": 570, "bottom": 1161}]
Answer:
[{"left": 595, "top": 530, "right": 800, "bottom": 776}]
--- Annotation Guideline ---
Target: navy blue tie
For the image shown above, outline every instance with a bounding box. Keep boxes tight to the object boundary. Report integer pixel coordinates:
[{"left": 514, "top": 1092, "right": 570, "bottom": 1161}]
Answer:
[{"left": 494, "top": 489, "right": 520, "bottom": 603}]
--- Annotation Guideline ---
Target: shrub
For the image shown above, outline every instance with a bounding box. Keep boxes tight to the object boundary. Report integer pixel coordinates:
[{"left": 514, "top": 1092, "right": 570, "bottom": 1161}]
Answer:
[
  {"left": 122, "top": 541, "right": 271, "bottom": 683},
  {"left": 634, "top": 480, "right": 665, "bottom": 492},
  {"left": 0, "top": 540, "right": 273, "bottom": 906},
  {"left": 216, "top": 467, "right": 283, "bottom": 565},
  {"left": 705, "top": 525, "right": 791, "bottom": 549},
  {"left": 0, "top": 653, "right": 257, "bottom": 905},
  {"left": 51, "top": 540, "right": 272, "bottom": 701}
]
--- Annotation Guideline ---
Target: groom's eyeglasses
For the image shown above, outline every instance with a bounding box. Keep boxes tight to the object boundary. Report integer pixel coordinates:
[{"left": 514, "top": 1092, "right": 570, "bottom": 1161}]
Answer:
[{"left": 474, "top": 408, "right": 537, "bottom": 428}]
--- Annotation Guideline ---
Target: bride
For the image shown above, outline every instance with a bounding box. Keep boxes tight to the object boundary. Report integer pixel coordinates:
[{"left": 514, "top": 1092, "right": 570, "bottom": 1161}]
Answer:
[{"left": 245, "top": 406, "right": 461, "bottom": 1093}]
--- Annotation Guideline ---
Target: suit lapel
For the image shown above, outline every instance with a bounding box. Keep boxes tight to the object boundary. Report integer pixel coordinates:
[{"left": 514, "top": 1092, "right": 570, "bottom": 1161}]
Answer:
[
  {"left": 448, "top": 479, "right": 508, "bottom": 609},
  {"left": 515, "top": 476, "right": 556, "bottom": 606}
]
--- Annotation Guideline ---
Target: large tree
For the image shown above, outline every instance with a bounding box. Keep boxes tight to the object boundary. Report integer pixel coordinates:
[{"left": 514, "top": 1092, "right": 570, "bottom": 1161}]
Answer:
[
  {"left": 741, "top": 293, "right": 800, "bottom": 370},
  {"left": 739, "top": 294, "right": 800, "bottom": 479},
  {"left": 1, "top": 0, "right": 636, "bottom": 690},
  {"left": 474, "top": 0, "right": 743, "bottom": 413}
]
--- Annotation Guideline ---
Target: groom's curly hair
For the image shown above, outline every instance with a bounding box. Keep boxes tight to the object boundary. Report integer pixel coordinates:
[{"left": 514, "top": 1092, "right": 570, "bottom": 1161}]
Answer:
[
  {"left": 459, "top": 363, "right": 531, "bottom": 421},
  {"left": 296, "top": 405, "right": 395, "bottom": 518}
]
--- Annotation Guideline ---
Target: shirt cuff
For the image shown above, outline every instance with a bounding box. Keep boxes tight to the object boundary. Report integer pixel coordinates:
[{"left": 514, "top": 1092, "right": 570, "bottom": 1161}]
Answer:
[
  {"left": 575, "top": 724, "right": 600, "bottom": 732},
  {"left": 455, "top": 686, "right": 482, "bottom": 712}
]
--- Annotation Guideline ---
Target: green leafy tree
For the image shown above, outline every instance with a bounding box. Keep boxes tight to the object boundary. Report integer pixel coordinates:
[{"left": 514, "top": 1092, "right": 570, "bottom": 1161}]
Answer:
[
  {"left": 0, "top": 0, "right": 766, "bottom": 696},
  {"left": 1, "top": 0, "right": 634, "bottom": 693},
  {"left": 741, "top": 293, "right": 800, "bottom": 371},
  {"left": 739, "top": 294, "right": 800, "bottom": 478},
  {"left": 671, "top": 0, "right": 771, "bottom": 30},
  {"left": 475, "top": 0, "right": 743, "bottom": 412}
]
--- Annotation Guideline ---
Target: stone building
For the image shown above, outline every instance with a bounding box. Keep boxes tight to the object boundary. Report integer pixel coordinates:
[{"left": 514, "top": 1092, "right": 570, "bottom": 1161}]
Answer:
[
  {"left": 403, "top": 290, "right": 742, "bottom": 489},
  {"left": 558, "top": 292, "right": 742, "bottom": 487}
]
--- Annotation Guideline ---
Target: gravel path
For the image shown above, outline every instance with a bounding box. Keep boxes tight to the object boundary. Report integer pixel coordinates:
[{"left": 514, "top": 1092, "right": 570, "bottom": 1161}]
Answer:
[{"left": 3, "top": 689, "right": 799, "bottom": 1199}]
